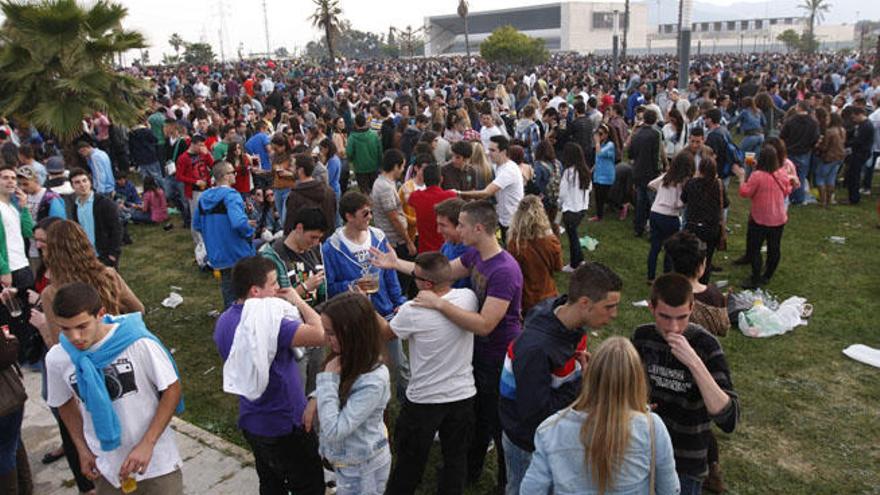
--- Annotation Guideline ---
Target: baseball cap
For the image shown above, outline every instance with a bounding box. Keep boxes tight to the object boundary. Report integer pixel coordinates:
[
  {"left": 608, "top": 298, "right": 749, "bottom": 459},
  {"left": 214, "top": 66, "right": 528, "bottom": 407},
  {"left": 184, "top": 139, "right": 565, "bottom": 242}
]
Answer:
[
  {"left": 16, "top": 165, "right": 39, "bottom": 182},
  {"left": 45, "top": 156, "right": 65, "bottom": 173}
]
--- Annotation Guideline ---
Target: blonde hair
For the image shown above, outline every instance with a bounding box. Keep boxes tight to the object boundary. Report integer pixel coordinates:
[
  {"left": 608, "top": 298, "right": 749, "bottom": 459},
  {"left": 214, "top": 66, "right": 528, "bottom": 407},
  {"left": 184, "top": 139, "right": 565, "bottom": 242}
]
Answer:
[
  {"left": 469, "top": 142, "right": 493, "bottom": 185},
  {"left": 507, "top": 195, "right": 552, "bottom": 252},
  {"left": 571, "top": 337, "right": 649, "bottom": 494}
]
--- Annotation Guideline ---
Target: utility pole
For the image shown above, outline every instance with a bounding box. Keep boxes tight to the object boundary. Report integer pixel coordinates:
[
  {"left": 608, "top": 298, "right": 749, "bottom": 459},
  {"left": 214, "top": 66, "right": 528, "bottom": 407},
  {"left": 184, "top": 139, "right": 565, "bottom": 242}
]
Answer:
[
  {"left": 217, "top": 0, "right": 227, "bottom": 62},
  {"left": 677, "top": 0, "right": 692, "bottom": 90},
  {"left": 262, "top": 0, "right": 271, "bottom": 56},
  {"left": 458, "top": 0, "right": 470, "bottom": 59},
  {"left": 612, "top": 10, "right": 620, "bottom": 75}
]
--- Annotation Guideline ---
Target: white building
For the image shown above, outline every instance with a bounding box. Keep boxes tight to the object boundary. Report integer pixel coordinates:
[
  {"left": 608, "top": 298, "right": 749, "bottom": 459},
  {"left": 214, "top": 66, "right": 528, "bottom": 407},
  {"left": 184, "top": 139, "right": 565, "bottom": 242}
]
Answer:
[{"left": 425, "top": 1, "right": 650, "bottom": 56}]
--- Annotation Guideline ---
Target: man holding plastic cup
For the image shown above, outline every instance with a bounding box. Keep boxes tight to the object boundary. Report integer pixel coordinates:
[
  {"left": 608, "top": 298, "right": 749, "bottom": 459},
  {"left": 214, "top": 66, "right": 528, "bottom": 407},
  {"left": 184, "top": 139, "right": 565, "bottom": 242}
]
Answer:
[{"left": 0, "top": 166, "right": 35, "bottom": 356}]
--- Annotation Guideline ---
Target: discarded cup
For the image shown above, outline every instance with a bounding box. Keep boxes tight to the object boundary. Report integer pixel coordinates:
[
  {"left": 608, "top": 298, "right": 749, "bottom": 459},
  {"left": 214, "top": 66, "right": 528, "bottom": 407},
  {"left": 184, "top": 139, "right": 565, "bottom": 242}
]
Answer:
[{"left": 828, "top": 236, "right": 846, "bottom": 244}]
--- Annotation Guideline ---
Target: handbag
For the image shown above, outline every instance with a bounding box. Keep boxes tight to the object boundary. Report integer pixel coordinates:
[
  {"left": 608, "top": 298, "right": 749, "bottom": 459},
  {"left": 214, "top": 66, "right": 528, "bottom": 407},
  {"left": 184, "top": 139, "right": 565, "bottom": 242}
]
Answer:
[
  {"left": 0, "top": 335, "right": 27, "bottom": 417},
  {"left": 717, "top": 179, "right": 728, "bottom": 251}
]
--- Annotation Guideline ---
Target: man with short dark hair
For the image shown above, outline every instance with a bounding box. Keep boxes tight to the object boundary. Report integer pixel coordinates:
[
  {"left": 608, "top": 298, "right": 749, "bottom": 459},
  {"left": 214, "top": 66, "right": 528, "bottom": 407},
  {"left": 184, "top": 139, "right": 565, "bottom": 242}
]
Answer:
[
  {"left": 283, "top": 154, "right": 336, "bottom": 239},
  {"left": 442, "top": 141, "right": 477, "bottom": 192},
  {"left": 628, "top": 109, "right": 664, "bottom": 237},
  {"left": 129, "top": 116, "right": 161, "bottom": 182},
  {"left": 345, "top": 113, "right": 383, "bottom": 193},
  {"left": 384, "top": 252, "right": 479, "bottom": 494},
  {"left": 632, "top": 274, "right": 740, "bottom": 494},
  {"left": 779, "top": 105, "right": 820, "bottom": 204},
  {"left": 46, "top": 282, "right": 184, "bottom": 494},
  {"left": 245, "top": 120, "right": 273, "bottom": 190},
  {"left": 373, "top": 199, "right": 524, "bottom": 491},
  {"left": 372, "top": 149, "right": 417, "bottom": 263},
  {"left": 76, "top": 141, "right": 115, "bottom": 195},
  {"left": 0, "top": 166, "right": 33, "bottom": 335},
  {"left": 193, "top": 162, "right": 255, "bottom": 308},
  {"left": 499, "top": 262, "right": 622, "bottom": 494},
  {"left": 66, "top": 168, "right": 122, "bottom": 267},
  {"left": 408, "top": 164, "right": 456, "bottom": 253},
  {"left": 213, "top": 256, "right": 326, "bottom": 494},
  {"left": 459, "top": 136, "right": 524, "bottom": 244},
  {"left": 434, "top": 197, "right": 470, "bottom": 289}
]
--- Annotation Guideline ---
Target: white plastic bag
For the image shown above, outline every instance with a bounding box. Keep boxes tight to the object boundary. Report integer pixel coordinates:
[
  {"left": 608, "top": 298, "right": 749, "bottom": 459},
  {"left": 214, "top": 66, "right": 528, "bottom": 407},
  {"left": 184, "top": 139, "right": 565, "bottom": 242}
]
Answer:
[
  {"left": 161, "top": 292, "right": 183, "bottom": 309},
  {"left": 737, "top": 296, "right": 808, "bottom": 338}
]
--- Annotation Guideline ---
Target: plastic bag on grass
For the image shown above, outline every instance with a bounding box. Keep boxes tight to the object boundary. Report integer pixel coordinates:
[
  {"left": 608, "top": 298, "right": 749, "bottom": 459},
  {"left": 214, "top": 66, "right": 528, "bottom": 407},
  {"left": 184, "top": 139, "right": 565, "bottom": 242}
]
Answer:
[
  {"left": 579, "top": 235, "right": 599, "bottom": 251},
  {"left": 737, "top": 296, "right": 808, "bottom": 338}
]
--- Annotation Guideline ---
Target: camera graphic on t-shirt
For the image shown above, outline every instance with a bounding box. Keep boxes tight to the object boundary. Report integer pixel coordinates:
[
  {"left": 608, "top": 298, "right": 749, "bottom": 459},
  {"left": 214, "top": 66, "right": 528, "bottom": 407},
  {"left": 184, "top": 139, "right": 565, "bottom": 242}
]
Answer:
[{"left": 103, "top": 358, "right": 138, "bottom": 400}]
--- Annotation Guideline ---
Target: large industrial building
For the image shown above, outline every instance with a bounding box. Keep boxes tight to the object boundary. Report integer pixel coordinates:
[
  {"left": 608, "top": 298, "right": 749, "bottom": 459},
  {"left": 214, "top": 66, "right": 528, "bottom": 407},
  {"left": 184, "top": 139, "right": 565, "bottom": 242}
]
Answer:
[
  {"left": 425, "top": 1, "right": 649, "bottom": 56},
  {"left": 424, "top": 1, "right": 857, "bottom": 56}
]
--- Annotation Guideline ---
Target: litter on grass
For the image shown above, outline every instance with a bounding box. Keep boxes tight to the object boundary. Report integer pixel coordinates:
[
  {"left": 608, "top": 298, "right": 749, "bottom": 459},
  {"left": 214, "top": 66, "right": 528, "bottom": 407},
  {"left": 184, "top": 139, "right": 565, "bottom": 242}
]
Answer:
[
  {"left": 579, "top": 235, "right": 599, "bottom": 251},
  {"left": 733, "top": 289, "right": 810, "bottom": 338},
  {"left": 842, "top": 345, "right": 880, "bottom": 369},
  {"left": 829, "top": 236, "right": 846, "bottom": 244},
  {"left": 161, "top": 292, "right": 183, "bottom": 309},
  {"left": 632, "top": 300, "right": 649, "bottom": 307}
]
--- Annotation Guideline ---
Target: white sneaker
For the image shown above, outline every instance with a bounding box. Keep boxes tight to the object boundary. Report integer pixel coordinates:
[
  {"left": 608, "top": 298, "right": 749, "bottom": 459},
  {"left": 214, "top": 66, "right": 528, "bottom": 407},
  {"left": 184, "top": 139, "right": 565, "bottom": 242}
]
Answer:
[
  {"left": 562, "top": 265, "right": 576, "bottom": 273},
  {"left": 860, "top": 188, "right": 871, "bottom": 196}
]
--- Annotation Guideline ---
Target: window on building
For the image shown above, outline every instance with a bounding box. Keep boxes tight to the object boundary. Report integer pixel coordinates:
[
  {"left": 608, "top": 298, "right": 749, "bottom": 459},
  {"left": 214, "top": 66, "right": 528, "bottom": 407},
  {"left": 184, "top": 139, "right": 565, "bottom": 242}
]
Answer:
[
  {"left": 741, "top": 20, "right": 749, "bottom": 30},
  {"left": 785, "top": 17, "right": 793, "bottom": 24},
  {"left": 701, "top": 22, "right": 709, "bottom": 31},
  {"left": 592, "top": 12, "right": 613, "bottom": 29},
  {"left": 727, "top": 21, "right": 736, "bottom": 31},
  {"left": 755, "top": 19, "right": 763, "bottom": 29},
  {"left": 714, "top": 22, "right": 722, "bottom": 31},
  {"left": 770, "top": 18, "right": 778, "bottom": 25},
  {"left": 665, "top": 24, "right": 674, "bottom": 33}
]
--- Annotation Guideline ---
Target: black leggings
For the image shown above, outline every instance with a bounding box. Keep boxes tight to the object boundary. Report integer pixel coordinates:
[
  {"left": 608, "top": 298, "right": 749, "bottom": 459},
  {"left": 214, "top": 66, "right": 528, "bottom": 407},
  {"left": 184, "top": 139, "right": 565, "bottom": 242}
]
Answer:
[
  {"left": 562, "top": 210, "right": 586, "bottom": 268},
  {"left": 593, "top": 184, "right": 611, "bottom": 219},
  {"left": 747, "top": 219, "right": 785, "bottom": 282}
]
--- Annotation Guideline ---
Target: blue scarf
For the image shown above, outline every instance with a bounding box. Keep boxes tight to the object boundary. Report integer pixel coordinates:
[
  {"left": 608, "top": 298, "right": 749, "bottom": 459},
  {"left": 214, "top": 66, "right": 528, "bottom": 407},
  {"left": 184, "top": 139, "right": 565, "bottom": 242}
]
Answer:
[{"left": 59, "top": 312, "right": 184, "bottom": 451}]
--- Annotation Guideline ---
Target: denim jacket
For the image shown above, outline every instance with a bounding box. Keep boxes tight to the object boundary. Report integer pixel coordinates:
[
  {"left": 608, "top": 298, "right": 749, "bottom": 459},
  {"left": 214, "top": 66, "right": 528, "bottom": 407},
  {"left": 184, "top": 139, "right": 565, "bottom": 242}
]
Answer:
[
  {"left": 521, "top": 409, "right": 680, "bottom": 495},
  {"left": 316, "top": 365, "right": 391, "bottom": 466},
  {"left": 730, "top": 109, "right": 765, "bottom": 134}
]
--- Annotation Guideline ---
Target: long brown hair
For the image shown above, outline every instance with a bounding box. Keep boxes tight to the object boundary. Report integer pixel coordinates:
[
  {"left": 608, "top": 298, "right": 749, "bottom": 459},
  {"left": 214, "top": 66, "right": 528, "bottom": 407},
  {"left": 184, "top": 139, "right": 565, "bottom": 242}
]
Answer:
[
  {"left": 508, "top": 195, "right": 553, "bottom": 252},
  {"left": 571, "top": 337, "right": 649, "bottom": 494},
  {"left": 44, "top": 221, "right": 122, "bottom": 313},
  {"left": 321, "top": 292, "right": 384, "bottom": 402}
]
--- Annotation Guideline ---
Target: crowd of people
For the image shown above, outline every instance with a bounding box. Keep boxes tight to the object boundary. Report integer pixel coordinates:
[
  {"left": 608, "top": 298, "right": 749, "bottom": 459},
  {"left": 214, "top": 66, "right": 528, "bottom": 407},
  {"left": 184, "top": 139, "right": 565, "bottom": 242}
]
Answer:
[{"left": 0, "top": 48, "right": 878, "bottom": 495}]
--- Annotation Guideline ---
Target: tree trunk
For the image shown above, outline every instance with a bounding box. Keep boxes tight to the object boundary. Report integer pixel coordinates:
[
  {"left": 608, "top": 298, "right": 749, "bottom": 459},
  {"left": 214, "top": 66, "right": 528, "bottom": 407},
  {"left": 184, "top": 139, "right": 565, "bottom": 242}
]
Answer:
[
  {"left": 325, "top": 24, "right": 335, "bottom": 67},
  {"left": 623, "top": 0, "right": 630, "bottom": 59},
  {"left": 464, "top": 15, "right": 471, "bottom": 58}
]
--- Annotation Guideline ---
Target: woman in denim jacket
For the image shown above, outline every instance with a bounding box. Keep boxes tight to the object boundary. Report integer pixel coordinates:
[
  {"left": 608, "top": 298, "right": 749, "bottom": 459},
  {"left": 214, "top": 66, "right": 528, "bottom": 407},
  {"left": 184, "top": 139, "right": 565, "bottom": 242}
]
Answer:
[
  {"left": 521, "top": 337, "right": 680, "bottom": 495},
  {"left": 316, "top": 293, "right": 391, "bottom": 495},
  {"left": 729, "top": 97, "right": 766, "bottom": 159}
]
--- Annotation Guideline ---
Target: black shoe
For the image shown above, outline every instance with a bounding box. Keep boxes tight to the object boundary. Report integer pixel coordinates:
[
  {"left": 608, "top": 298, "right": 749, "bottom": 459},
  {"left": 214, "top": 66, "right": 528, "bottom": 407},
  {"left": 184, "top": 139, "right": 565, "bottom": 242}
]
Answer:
[
  {"left": 732, "top": 255, "right": 751, "bottom": 266},
  {"left": 634, "top": 231, "right": 644, "bottom": 238},
  {"left": 163, "top": 222, "right": 174, "bottom": 231},
  {"left": 122, "top": 235, "right": 133, "bottom": 245},
  {"left": 740, "top": 277, "right": 762, "bottom": 290}
]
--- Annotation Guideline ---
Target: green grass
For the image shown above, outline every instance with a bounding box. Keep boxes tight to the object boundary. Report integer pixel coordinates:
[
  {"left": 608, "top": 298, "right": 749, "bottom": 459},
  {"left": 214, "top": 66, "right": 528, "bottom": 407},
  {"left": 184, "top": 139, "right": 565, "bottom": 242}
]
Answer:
[{"left": 120, "top": 184, "right": 880, "bottom": 494}]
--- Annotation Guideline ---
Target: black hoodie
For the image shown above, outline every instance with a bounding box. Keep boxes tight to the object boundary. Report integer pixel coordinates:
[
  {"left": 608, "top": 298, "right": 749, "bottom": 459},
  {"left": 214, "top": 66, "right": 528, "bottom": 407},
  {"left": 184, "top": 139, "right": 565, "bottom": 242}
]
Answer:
[{"left": 499, "top": 296, "right": 587, "bottom": 452}]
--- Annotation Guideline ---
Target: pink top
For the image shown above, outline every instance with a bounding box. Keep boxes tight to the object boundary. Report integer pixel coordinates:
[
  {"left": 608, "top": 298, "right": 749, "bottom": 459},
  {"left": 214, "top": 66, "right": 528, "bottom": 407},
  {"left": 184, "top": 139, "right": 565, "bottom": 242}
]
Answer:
[
  {"left": 739, "top": 168, "right": 792, "bottom": 227},
  {"left": 142, "top": 190, "right": 169, "bottom": 223}
]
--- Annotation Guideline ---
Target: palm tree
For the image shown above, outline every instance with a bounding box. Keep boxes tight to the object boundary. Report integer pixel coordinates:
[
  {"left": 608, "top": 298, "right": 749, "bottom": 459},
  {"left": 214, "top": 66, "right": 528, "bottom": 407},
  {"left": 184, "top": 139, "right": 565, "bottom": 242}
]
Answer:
[
  {"left": 622, "top": 0, "right": 630, "bottom": 59},
  {"left": 798, "top": 0, "right": 831, "bottom": 53},
  {"left": 0, "top": 0, "right": 148, "bottom": 144},
  {"left": 458, "top": 0, "right": 470, "bottom": 58},
  {"left": 309, "top": 0, "right": 343, "bottom": 67},
  {"left": 168, "top": 33, "right": 184, "bottom": 58}
]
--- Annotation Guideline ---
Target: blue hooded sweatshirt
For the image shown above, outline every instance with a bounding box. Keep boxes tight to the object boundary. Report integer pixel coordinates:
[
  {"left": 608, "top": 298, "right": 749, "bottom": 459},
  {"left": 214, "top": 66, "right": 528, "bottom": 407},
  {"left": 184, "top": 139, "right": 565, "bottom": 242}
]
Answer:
[
  {"left": 193, "top": 186, "right": 254, "bottom": 270},
  {"left": 321, "top": 226, "right": 405, "bottom": 317}
]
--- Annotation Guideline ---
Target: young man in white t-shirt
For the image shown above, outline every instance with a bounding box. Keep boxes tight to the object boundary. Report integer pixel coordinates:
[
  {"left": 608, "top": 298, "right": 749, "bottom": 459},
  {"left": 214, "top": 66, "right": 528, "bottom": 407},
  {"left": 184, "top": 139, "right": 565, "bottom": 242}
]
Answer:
[
  {"left": 46, "top": 282, "right": 183, "bottom": 494},
  {"left": 457, "top": 135, "right": 524, "bottom": 245},
  {"left": 0, "top": 166, "right": 34, "bottom": 339},
  {"left": 383, "top": 252, "right": 478, "bottom": 494}
]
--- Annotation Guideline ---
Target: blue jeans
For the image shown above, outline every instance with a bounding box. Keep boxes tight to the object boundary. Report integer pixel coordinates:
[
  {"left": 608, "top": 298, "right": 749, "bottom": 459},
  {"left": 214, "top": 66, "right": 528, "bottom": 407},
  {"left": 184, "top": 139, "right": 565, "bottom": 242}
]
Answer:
[
  {"left": 788, "top": 152, "right": 813, "bottom": 204},
  {"left": 814, "top": 160, "right": 842, "bottom": 187},
  {"left": 219, "top": 268, "right": 236, "bottom": 309},
  {"left": 138, "top": 161, "right": 163, "bottom": 182},
  {"left": 502, "top": 432, "right": 533, "bottom": 495},
  {"left": 0, "top": 407, "right": 24, "bottom": 475},
  {"left": 679, "top": 473, "right": 703, "bottom": 495},
  {"left": 862, "top": 152, "right": 879, "bottom": 190},
  {"left": 740, "top": 134, "right": 764, "bottom": 155},
  {"left": 335, "top": 446, "right": 392, "bottom": 495},
  {"left": 385, "top": 334, "right": 410, "bottom": 403},
  {"left": 633, "top": 184, "right": 655, "bottom": 236},
  {"left": 647, "top": 211, "right": 680, "bottom": 280},
  {"left": 274, "top": 187, "right": 290, "bottom": 227},
  {"left": 164, "top": 177, "right": 190, "bottom": 226}
]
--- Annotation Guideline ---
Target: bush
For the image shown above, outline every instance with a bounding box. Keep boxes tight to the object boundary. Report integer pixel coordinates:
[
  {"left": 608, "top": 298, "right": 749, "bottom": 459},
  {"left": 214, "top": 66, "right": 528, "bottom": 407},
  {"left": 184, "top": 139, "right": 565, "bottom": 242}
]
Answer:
[{"left": 480, "top": 26, "right": 549, "bottom": 67}]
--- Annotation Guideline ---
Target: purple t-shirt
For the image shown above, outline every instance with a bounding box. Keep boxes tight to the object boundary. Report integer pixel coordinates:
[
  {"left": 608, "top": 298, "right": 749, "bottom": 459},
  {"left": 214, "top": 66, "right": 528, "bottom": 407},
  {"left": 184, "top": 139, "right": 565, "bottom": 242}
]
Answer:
[
  {"left": 214, "top": 304, "right": 305, "bottom": 437},
  {"left": 459, "top": 247, "right": 523, "bottom": 362}
]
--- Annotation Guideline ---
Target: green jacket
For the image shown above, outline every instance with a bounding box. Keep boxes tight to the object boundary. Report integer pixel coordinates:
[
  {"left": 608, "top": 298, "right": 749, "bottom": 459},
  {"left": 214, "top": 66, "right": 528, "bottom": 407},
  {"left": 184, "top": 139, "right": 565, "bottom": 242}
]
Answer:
[
  {"left": 345, "top": 128, "right": 382, "bottom": 174},
  {"left": 0, "top": 201, "right": 34, "bottom": 275}
]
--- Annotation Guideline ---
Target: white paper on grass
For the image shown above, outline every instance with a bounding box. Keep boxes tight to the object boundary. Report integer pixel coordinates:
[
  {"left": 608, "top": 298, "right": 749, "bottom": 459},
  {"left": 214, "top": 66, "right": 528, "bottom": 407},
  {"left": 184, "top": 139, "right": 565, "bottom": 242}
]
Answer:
[{"left": 843, "top": 344, "right": 880, "bottom": 369}]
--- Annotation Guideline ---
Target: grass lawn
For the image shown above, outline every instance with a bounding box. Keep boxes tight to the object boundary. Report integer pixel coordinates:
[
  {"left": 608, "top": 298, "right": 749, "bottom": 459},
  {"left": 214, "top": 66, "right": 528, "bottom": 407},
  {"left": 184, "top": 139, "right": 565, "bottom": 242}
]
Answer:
[{"left": 119, "top": 183, "right": 880, "bottom": 494}]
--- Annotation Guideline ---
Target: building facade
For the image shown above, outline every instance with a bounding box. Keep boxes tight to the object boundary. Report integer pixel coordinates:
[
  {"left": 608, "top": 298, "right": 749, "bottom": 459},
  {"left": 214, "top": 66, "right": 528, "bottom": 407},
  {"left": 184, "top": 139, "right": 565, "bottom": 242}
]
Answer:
[{"left": 425, "top": 1, "right": 649, "bottom": 56}]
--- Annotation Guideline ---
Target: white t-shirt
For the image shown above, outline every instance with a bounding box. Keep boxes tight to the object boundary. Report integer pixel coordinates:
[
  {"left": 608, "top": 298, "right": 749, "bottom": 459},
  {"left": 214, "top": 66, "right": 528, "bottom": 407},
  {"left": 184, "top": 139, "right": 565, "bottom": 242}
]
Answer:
[
  {"left": 339, "top": 229, "right": 372, "bottom": 268},
  {"left": 46, "top": 326, "right": 182, "bottom": 488},
  {"left": 390, "top": 288, "right": 478, "bottom": 404},
  {"left": 480, "top": 125, "right": 502, "bottom": 153},
  {"left": 491, "top": 161, "right": 524, "bottom": 227},
  {"left": 0, "top": 201, "right": 28, "bottom": 271}
]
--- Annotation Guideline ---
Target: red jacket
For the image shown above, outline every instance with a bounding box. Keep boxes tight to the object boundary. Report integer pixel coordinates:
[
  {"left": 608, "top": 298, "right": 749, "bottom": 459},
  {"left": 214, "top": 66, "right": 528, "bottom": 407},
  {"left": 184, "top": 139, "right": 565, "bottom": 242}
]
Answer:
[{"left": 176, "top": 151, "right": 214, "bottom": 199}]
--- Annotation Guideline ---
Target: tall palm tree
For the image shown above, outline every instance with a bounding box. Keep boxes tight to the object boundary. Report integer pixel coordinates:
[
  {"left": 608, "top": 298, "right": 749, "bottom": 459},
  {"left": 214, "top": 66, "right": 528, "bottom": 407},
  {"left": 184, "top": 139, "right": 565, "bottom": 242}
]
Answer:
[
  {"left": 0, "top": 0, "right": 148, "bottom": 143},
  {"left": 458, "top": 0, "right": 470, "bottom": 58},
  {"left": 622, "top": 0, "right": 630, "bottom": 59},
  {"left": 310, "top": 0, "right": 343, "bottom": 67},
  {"left": 798, "top": 0, "right": 831, "bottom": 53},
  {"left": 169, "top": 33, "right": 184, "bottom": 58}
]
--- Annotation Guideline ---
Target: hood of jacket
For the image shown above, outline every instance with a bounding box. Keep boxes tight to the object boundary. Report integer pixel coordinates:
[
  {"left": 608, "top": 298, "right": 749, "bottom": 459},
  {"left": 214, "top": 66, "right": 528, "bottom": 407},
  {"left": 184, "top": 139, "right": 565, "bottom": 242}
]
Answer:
[
  {"left": 292, "top": 179, "right": 329, "bottom": 203},
  {"left": 198, "top": 185, "right": 240, "bottom": 212}
]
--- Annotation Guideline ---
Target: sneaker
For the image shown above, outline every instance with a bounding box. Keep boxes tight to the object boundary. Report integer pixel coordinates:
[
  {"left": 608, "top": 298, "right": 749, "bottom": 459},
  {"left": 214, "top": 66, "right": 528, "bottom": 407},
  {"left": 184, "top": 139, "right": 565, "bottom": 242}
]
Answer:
[
  {"left": 559, "top": 226, "right": 566, "bottom": 234},
  {"left": 562, "top": 265, "right": 577, "bottom": 273},
  {"left": 860, "top": 188, "right": 871, "bottom": 196},
  {"left": 703, "top": 462, "right": 727, "bottom": 493},
  {"left": 163, "top": 223, "right": 174, "bottom": 231}
]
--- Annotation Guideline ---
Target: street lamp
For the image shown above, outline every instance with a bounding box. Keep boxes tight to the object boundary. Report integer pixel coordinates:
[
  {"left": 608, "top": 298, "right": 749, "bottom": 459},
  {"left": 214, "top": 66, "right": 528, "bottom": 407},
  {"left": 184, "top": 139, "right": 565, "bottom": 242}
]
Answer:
[{"left": 612, "top": 10, "right": 620, "bottom": 75}]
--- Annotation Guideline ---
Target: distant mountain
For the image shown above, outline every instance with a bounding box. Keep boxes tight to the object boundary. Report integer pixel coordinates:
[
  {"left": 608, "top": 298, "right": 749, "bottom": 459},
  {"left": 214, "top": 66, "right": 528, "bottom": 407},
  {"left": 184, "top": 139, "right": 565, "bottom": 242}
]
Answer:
[{"left": 647, "top": 0, "right": 878, "bottom": 26}]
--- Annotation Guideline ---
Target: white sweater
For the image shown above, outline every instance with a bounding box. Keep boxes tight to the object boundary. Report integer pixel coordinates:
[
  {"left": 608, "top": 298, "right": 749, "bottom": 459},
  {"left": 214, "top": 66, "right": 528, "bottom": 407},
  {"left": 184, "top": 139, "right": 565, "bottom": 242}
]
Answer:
[
  {"left": 648, "top": 174, "right": 686, "bottom": 217},
  {"left": 559, "top": 167, "right": 591, "bottom": 213}
]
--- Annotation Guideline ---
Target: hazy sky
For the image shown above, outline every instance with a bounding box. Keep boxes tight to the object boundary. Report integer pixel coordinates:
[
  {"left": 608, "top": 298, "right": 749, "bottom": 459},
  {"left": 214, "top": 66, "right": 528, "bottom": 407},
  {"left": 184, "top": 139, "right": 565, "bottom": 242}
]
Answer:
[{"left": 113, "top": 0, "right": 874, "bottom": 62}]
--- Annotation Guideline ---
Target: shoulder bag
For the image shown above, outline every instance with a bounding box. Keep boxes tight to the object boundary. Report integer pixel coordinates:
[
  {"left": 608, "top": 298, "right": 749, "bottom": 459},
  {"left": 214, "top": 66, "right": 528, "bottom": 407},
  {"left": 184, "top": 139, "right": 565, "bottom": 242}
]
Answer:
[{"left": 0, "top": 335, "right": 27, "bottom": 417}]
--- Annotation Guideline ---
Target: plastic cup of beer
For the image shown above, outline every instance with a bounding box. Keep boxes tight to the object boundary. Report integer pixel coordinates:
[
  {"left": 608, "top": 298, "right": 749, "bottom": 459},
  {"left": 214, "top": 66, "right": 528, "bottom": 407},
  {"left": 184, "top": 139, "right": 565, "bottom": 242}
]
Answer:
[
  {"left": 744, "top": 152, "right": 756, "bottom": 167},
  {"left": 356, "top": 268, "right": 380, "bottom": 294}
]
